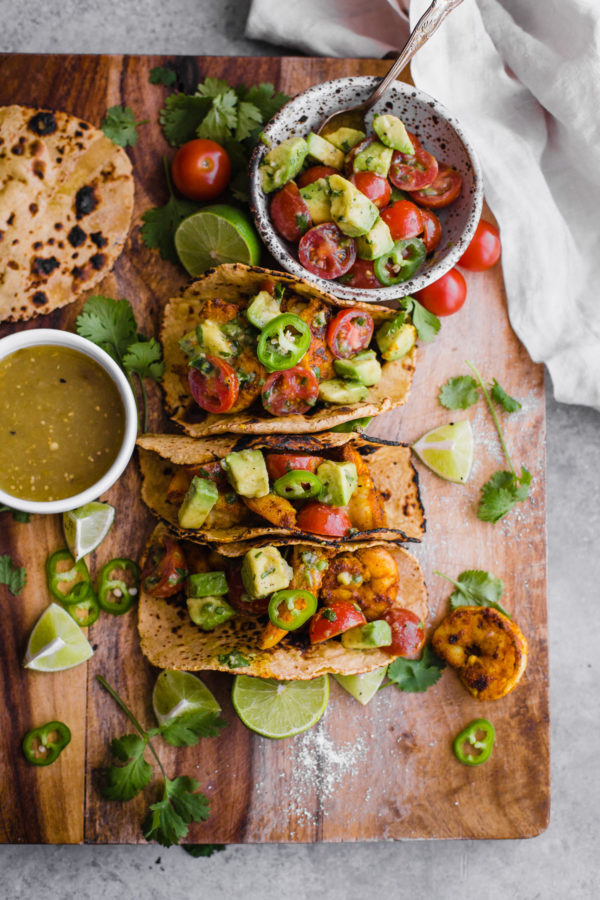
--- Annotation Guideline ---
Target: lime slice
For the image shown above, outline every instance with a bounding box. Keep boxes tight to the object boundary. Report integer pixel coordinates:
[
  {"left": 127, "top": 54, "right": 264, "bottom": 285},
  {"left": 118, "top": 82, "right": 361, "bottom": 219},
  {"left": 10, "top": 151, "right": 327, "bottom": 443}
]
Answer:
[
  {"left": 63, "top": 501, "right": 115, "bottom": 561},
  {"left": 24, "top": 603, "right": 94, "bottom": 671},
  {"left": 333, "top": 666, "right": 387, "bottom": 705},
  {"left": 232, "top": 675, "right": 329, "bottom": 739},
  {"left": 175, "top": 204, "right": 261, "bottom": 277},
  {"left": 411, "top": 419, "right": 474, "bottom": 484},
  {"left": 152, "top": 670, "right": 221, "bottom": 726}
]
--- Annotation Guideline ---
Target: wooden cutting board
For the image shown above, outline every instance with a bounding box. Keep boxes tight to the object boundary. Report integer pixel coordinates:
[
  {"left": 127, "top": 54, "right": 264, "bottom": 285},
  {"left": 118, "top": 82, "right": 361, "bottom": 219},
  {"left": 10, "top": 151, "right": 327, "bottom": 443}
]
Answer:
[{"left": 0, "top": 54, "right": 549, "bottom": 844}]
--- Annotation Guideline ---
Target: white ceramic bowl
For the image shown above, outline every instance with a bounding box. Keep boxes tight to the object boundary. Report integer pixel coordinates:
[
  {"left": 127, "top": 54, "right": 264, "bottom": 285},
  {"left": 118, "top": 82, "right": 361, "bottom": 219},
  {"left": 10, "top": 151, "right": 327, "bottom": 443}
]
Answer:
[
  {"left": 249, "top": 76, "right": 483, "bottom": 303},
  {"left": 0, "top": 329, "right": 138, "bottom": 515}
]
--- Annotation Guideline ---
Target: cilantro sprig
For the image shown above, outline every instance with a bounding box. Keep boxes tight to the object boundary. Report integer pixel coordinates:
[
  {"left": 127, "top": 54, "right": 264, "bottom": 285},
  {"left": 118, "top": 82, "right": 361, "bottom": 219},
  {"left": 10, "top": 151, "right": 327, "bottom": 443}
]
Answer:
[
  {"left": 150, "top": 66, "right": 177, "bottom": 87},
  {"left": 101, "top": 105, "right": 148, "bottom": 148},
  {"left": 435, "top": 569, "right": 511, "bottom": 618},
  {"left": 0, "top": 504, "right": 30, "bottom": 523},
  {"left": 0, "top": 554, "right": 27, "bottom": 596},
  {"left": 439, "top": 374, "right": 521, "bottom": 412},
  {"left": 97, "top": 675, "right": 226, "bottom": 847},
  {"left": 381, "top": 644, "right": 445, "bottom": 693}
]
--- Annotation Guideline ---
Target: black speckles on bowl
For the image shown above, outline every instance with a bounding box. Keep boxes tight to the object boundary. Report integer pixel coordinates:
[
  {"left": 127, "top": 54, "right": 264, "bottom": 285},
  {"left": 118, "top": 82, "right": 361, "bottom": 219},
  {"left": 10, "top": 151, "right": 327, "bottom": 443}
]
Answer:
[{"left": 249, "top": 76, "right": 483, "bottom": 304}]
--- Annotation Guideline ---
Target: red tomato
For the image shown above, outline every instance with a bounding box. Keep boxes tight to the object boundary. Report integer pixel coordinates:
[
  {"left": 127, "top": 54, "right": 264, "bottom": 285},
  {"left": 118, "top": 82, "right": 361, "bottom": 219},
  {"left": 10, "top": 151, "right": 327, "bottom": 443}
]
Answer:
[
  {"left": 141, "top": 537, "right": 188, "bottom": 598},
  {"left": 457, "top": 219, "right": 501, "bottom": 271},
  {"left": 389, "top": 140, "right": 439, "bottom": 191},
  {"left": 326, "top": 308, "right": 374, "bottom": 359},
  {"left": 297, "top": 165, "right": 338, "bottom": 188},
  {"left": 380, "top": 199, "right": 424, "bottom": 241},
  {"left": 261, "top": 366, "right": 319, "bottom": 416},
  {"left": 415, "top": 268, "right": 467, "bottom": 317},
  {"left": 340, "top": 258, "right": 381, "bottom": 290},
  {"left": 309, "top": 599, "right": 366, "bottom": 643},
  {"left": 408, "top": 164, "right": 462, "bottom": 209},
  {"left": 270, "top": 181, "right": 312, "bottom": 242},
  {"left": 265, "top": 454, "right": 322, "bottom": 481},
  {"left": 350, "top": 172, "right": 391, "bottom": 209},
  {"left": 383, "top": 608, "right": 425, "bottom": 658},
  {"left": 420, "top": 209, "right": 442, "bottom": 254},
  {"left": 171, "top": 139, "right": 231, "bottom": 202},
  {"left": 298, "top": 223, "right": 356, "bottom": 280},
  {"left": 226, "top": 564, "right": 270, "bottom": 616},
  {"left": 188, "top": 357, "right": 239, "bottom": 413},
  {"left": 296, "top": 502, "right": 352, "bottom": 537}
]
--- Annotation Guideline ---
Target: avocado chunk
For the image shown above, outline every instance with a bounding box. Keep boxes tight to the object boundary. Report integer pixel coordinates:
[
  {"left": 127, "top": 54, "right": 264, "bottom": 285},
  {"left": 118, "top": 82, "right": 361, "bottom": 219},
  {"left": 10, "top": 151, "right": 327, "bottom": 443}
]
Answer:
[
  {"left": 305, "top": 132, "right": 345, "bottom": 169},
  {"left": 178, "top": 328, "right": 201, "bottom": 359},
  {"left": 356, "top": 217, "right": 394, "bottom": 261},
  {"left": 299, "top": 177, "right": 332, "bottom": 224},
  {"left": 328, "top": 173, "right": 379, "bottom": 238},
  {"left": 376, "top": 317, "right": 417, "bottom": 361},
  {"left": 334, "top": 350, "right": 382, "bottom": 386},
  {"left": 199, "top": 319, "right": 233, "bottom": 358},
  {"left": 178, "top": 476, "right": 219, "bottom": 529},
  {"left": 221, "top": 449, "right": 269, "bottom": 499},
  {"left": 316, "top": 460, "right": 357, "bottom": 506},
  {"left": 187, "top": 570, "right": 228, "bottom": 598},
  {"left": 325, "top": 126, "right": 366, "bottom": 153},
  {"left": 246, "top": 290, "right": 281, "bottom": 329},
  {"left": 318, "top": 378, "right": 369, "bottom": 404},
  {"left": 341, "top": 620, "right": 392, "bottom": 649},
  {"left": 333, "top": 666, "right": 388, "bottom": 704},
  {"left": 241, "top": 546, "right": 293, "bottom": 599},
  {"left": 260, "top": 137, "right": 308, "bottom": 193},
  {"left": 187, "top": 595, "right": 236, "bottom": 631},
  {"left": 352, "top": 141, "right": 393, "bottom": 178},
  {"left": 372, "top": 114, "right": 413, "bottom": 154}
]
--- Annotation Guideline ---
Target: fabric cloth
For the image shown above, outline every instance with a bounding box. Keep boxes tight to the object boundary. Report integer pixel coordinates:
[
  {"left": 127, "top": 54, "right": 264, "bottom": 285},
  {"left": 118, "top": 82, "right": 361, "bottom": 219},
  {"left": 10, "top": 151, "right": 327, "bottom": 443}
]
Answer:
[{"left": 246, "top": 0, "right": 600, "bottom": 411}]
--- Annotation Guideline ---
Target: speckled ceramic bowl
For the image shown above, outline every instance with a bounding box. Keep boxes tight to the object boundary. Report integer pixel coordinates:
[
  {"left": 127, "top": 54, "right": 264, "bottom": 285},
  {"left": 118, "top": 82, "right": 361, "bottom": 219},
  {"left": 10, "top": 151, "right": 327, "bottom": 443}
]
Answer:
[{"left": 249, "top": 76, "right": 483, "bottom": 303}]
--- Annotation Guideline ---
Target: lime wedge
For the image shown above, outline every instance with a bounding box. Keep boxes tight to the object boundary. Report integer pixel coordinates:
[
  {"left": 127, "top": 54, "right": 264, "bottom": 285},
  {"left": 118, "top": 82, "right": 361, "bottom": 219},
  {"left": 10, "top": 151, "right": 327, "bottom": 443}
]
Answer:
[
  {"left": 333, "top": 666, "right": 387, "bottom": 705},
  {"left": 232, "top": 675, "right": 329, "bottom": 739},
  {"left": 24, "top": 603, "right": 94, "bottom": 671},
  {"left": 411, "top": 419, "right": 474, "bottom": 484},
  {"left": 175, "top": 204, "right": 261, "bottom": 277},
  {"left": 63, "top": 501, "right": 115, "bottom": 561},
  {"left": 152, "top": 670, "right": 221, "bottom": 726}
]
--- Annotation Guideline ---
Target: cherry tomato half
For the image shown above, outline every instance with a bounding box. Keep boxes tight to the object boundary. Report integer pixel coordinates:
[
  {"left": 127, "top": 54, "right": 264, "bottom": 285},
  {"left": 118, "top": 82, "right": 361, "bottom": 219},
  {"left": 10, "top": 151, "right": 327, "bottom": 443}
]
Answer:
[
  {"left": 265, "top": 453, "right": 323, "bottom": 481},
  {"left": 309, "top": 599, "right": 366, "bottom": 644},
  {"left": 339, "top": 258, "right": 381, "bottom": 290},
  {"left": 171, "top": 139, "right": 231, "bottom": 202},
  {"left": 415, "top": 268, "right": 467, "bottom": 317},
  {"left": 298, "top": 223, "right": 356, "bottom": 280},
  {"left": 226, "top": 564, "right": 270, "bottom": 616},
  {"left": 188, "top": 357, "right": 239, "bottom": 413},
  {"left": 457, "top": 219, "right": 501, "bottom": 271},
  {"left": 380, "top": 199, "right": 424, "bottom": 241},
  {"left": 261, "top": 366, "right": 319, "bottom": 416},
  {"left": 327, "top": 308, "right": 374, "bottom": 359},
  {"left": 297, "top": 502, "right": 352, "bottom": 538},
  {"left": 141, "top": 537, "right": 188, "bottom": 598},
  {"left": 350, "top": 172, "right": 391, "bottom": 210},
  {"left": 297, "top": 165, "right": 338, "bottom": 188},
  {"left": 270, "top": 181, "right": 312, "bottom": 242},
  {"left": 383, "top": 608, "right": 425, "bottom": 658},
  {"left": 389, "top": 139, "right": 439, "bottom": 192},
  {"left": 420, "top": 209, "right": 442, "bottom": 254},
  {"left": 408, "top": 164, "right": 462, "bottom": 209}
]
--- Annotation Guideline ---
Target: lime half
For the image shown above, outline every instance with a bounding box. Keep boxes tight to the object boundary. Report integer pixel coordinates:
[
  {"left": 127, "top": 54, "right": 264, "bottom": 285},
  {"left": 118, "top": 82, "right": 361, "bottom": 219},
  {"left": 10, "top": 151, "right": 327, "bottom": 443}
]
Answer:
[
  {"left": 411, "top": 419, "right": 474, "bottom": 484},
  {"left": 175, "top": 204, "right": 261, "bottom": 277},
  {"left": 63, "top": 501, "right": 115, "bottom": 561},
  {"left": 24, "top": 603, "right": 94, "bottom": 672},
  {"left": 152, "top": 670, "right": 221, "bottom": 726},
  {"left": 333, "top": 666, "right": 387, "bottom": 705},
  {"left": 232, "top": 675, "right": 329, "bottom": 739}
]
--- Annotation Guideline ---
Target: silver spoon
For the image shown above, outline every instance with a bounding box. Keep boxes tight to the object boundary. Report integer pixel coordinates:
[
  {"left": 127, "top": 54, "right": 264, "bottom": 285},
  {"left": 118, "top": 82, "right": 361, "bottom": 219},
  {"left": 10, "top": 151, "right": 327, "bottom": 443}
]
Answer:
[{"left": 318, "top": 0, "right": 464, "bottom": 137}]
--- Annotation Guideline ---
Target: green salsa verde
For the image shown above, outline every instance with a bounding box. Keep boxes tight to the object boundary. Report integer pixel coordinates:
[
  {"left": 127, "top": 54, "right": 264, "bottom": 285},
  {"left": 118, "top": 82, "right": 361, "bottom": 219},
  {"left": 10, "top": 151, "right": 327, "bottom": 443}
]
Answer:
[{"left": 0, "top": 345, "right": 125, "bottom": 502}]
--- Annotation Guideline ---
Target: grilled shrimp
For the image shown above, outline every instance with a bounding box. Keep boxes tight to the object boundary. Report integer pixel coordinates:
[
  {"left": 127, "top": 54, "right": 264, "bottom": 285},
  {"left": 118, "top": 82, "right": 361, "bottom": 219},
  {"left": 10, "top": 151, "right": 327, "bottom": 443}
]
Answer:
[
  {"left": 242, "top": 493, "right": 297, "bottom": 529},
  {"left": 432, "top": 606, "right": 528, "bottom": 701},
  {"left": 341, "top": 444, "right": 387, "bottom": 532},
  {"left": 284, "top": 295, "right": 335, "bottom": 381},
  {"left": 318, "top": 546, "right": 399, "bottom": 621}
]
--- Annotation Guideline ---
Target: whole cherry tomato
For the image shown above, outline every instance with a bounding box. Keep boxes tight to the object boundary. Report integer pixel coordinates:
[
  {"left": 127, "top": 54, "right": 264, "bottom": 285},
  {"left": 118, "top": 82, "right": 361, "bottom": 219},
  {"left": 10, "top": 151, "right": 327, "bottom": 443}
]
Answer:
[
  {"left": 458, "top": 220, "right": 501, "bottom": 271},
  {"left": 171, "top": 139, "right": 231, "bottom": 201},
  {"left": 350, "top": 172, "right": 391, "bottom": 209},
  {"left": 380, "top": 199, "right": 424, "bottom": 241},
  {"left": 415, "top": 268, "right": 467, "bottom": 317},
  {"left": 383, "top": 608, "right": 425, "bottom": 658}
]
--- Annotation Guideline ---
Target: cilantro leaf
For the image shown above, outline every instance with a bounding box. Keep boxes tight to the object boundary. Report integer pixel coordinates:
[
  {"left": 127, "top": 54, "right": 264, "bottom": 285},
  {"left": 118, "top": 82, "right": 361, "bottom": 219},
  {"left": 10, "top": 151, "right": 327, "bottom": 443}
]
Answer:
[
  {"left": 477, "top": 467, "right": 531, "bottom": 523},
  {"left": 141, "top": 159, "right": 200, "bottom": 264},
  {"left": 143, "top": 777, "right": 210, "bottom": 848},
  {"left": 75, "top": 295, "right": 137, "bottom": 365},
  {"left": 0, "top": 504, "right": 30, "bottom": 523},
  {"left": 101, "top": 105, "right": 147, "bottom": 148},
  {"left": 101, "top": 734, "right": 153, "bottom": 801},
  {"left": 401, "top": 297, "right": 440, "bottom": 343},
  {"left": 490, "top": 379, "right": 522, "bottom": 413},
  {"left": 123, "top": 339, "right": 164, "bottom": 382},
  {"left": 386, "top": 644, "right": 445, "bottom": 693},
  {"left": 0, "top": 554, "right": 27, "bottom": 596},
  {"left": 159, "top": 93, "right": 212, "bottom": 147},
  {"left": 197, "top": 90, "right": 238, "bottom": 144},
  {"left": 435, "top": 569, "right": 510, "bottom": 617},
  {"left": 196, "top": 77, "right": 232, "bottom": 100},
  {"left": 238, "top": 83, "right": 291, "bottom": 122},
  {"left": 155, "top": 711, "right": 227, "bottom": 747},
  {"left": 235, "top": 101, "right": 263, "bottom": 141},
  {"left": 182, "top": 844, "right": 226, "bottom": 858},
  {"left": 439, "top": 375, "right": 479, "bottom": 410},
  {"left": 217, "top": 651, "right": 250, "bottom": 669},
  {"left": 150, "top": 66, "right": 177, "bottom": 87}
]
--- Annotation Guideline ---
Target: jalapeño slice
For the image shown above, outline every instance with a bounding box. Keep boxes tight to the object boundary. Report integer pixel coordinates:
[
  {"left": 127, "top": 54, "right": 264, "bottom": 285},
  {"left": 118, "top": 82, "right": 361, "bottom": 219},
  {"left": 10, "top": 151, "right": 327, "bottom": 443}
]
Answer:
[
  {"left": 46, "top": 549, "right": 92, "bottom": 604},
  {"left": 257, "top": 313, "right": 311, "bottom": 371},
  {"left": 453, "top": 718, "right": 495, "bottom": 766},
  {"left": 268, "top": 589, "right": 318, "bottom": 631},
  {"left": 97, "top": 558, "right": 140, "bottom": 615},
  {"left": 273, "top": 470, "right": 322, "bottom": 500},
  {"left": 374, "top": 238, "right": 426, "bottom": 285},
  {"left": 22, "top": 720, "right": 71, "bottom": 766}
]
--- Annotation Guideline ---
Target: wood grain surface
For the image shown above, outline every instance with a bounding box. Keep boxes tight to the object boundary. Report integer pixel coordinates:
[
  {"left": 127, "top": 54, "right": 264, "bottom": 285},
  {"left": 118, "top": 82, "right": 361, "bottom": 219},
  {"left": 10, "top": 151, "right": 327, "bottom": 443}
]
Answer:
[{"left": 0, "top": 54, "right": 549, "bottom": 844}]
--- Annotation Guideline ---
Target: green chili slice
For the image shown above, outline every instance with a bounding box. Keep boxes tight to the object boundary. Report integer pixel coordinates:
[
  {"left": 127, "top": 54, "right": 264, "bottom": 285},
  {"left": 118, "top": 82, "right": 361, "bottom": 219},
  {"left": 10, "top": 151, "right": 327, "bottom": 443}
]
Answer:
[
  {"left": 453, "top": 718, "right": 495, "bottom": 766},
  {"left": 22, "top": 721, "right": 71, "bottom": 766},
  {"left": 46, "top": 549, "right": 92, "bottom": 604},
  {"left": 374, "top": 238, "right": 426, "bottom": 285},
  {"left": 66, "top": 589, "right": 100, "bottom": 627},
  {"left": 257, "top": 314, "right": 311, "bottom": 371},
  {"left": 273, "top": 470, "right": 322, "bottom": 500},
  {"left": 97, "top": 558, "right": 140, "bottom": 615},
  {"left": 268, "top": 589, "right": 318, "bottom": 630}
]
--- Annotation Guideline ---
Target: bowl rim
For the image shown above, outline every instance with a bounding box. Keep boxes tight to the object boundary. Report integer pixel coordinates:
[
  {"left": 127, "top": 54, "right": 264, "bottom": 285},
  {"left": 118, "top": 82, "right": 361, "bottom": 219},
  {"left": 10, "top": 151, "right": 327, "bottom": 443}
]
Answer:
[
  {"left": 0, "top": 329, "right": 138, "bottom": 515},
  {"left": 249, "top": 75, "right": 483, "bottom": 303}
]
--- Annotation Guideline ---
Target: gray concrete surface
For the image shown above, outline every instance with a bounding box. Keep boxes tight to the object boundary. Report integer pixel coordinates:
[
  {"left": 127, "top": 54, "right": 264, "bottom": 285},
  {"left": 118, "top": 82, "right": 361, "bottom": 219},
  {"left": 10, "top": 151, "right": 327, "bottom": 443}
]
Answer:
[{"left": 2, "top": 2, "right": 600, "bottom": 898}]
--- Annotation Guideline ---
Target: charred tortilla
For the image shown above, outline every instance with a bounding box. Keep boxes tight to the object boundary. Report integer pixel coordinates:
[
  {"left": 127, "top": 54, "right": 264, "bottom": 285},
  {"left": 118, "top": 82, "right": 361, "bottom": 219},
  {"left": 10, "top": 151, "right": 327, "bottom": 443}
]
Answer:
[
  {"left": 0, "top": 105, "right": 134, "bottom": 322},
  {"left": 161, "top": 263, "right": 416, "bottom": 435},
  {"left": 137, "top": 431, "right": 425, "bottom": 546}
]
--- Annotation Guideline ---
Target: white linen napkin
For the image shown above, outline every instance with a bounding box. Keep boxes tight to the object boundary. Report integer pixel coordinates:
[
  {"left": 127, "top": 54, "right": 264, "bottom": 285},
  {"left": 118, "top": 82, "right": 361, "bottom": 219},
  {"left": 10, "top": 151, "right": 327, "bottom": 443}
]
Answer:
[{"left": 246, "top": 0, "right": 600, "bottom": 410}]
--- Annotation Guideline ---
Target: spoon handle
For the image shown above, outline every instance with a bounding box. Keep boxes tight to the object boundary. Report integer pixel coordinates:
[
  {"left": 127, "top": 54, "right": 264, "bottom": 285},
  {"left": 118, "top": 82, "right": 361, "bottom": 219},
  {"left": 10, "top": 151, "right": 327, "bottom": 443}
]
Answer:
[{"left": 365, "top": 0, "right": 464, "bottom": 111}]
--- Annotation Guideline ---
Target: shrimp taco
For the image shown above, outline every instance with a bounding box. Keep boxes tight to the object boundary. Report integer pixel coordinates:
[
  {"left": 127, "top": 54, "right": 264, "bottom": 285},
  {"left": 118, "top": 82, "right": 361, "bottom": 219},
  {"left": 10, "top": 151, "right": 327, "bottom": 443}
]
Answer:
[
  {"left": 137, "top": 431, "right": 425, "bottom": 548},
  {"left": 137, "top": 523, "right": 428, "bottom": 680},
  {"left": 161, "top": 262, "right": 417, "bottom": 435}
]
